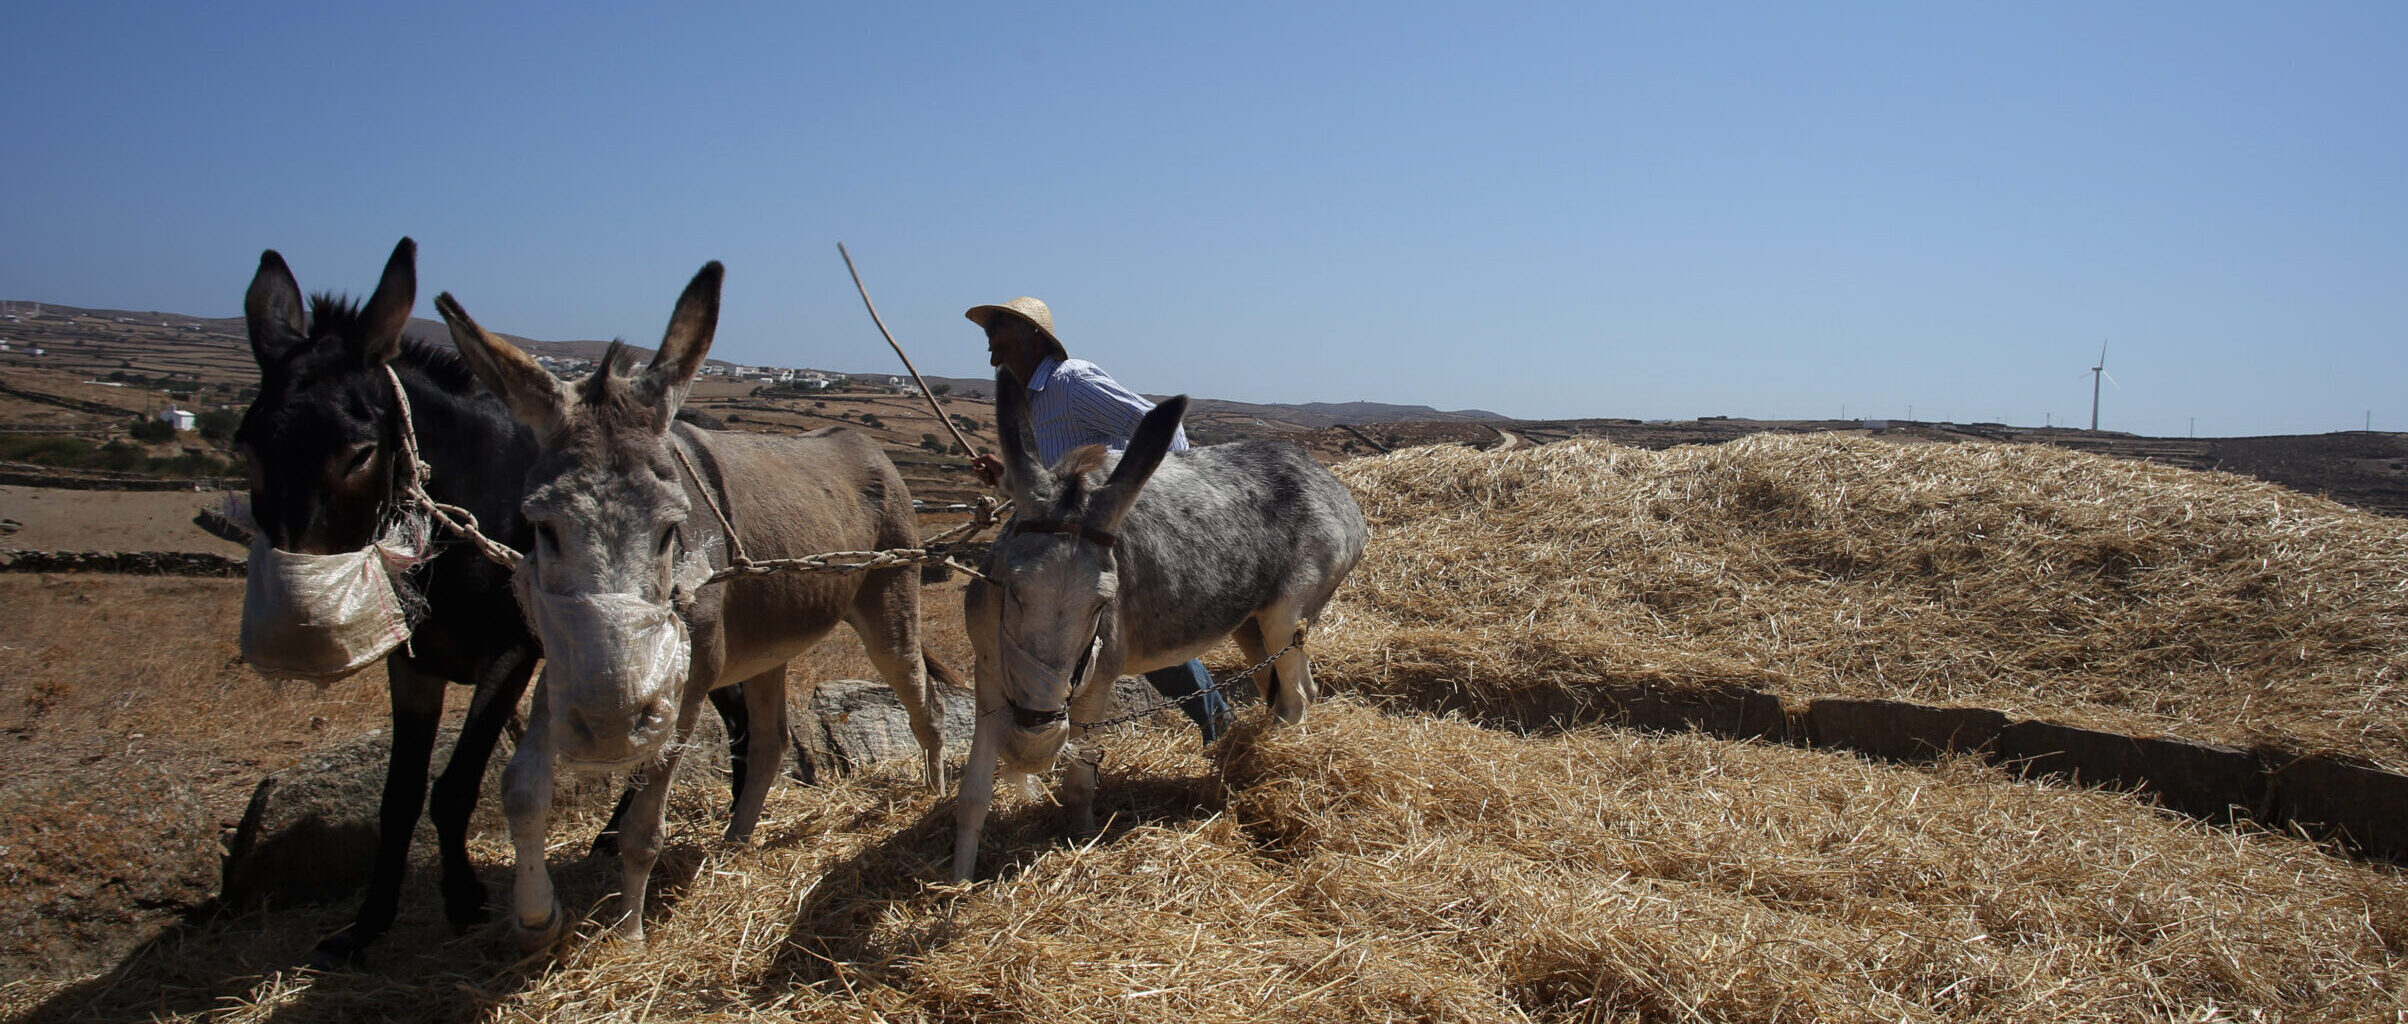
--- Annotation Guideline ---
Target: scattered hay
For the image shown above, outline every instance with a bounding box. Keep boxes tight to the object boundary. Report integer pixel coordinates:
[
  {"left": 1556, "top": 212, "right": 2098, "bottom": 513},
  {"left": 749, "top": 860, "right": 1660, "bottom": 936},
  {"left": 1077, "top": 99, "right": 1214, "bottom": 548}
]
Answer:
[
  {"left": 1318, "top": 436, "right": 2408, "bottom": 770},
  {"left": 1209, "top": 705, "right": 2408, "bottom": 1022},
  {"left": 27, "top": 702, "right": 2398, "bottom": 1023}
]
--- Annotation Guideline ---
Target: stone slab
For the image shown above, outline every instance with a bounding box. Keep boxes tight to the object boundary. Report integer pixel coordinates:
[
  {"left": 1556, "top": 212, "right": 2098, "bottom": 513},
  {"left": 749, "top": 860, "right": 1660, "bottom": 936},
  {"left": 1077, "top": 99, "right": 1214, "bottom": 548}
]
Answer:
[
  {"left": 221, "top": 730, "right": 406, "bottom": 909},
  {"left": 790, "top": 678, "right": 977, "bottom": 781}
]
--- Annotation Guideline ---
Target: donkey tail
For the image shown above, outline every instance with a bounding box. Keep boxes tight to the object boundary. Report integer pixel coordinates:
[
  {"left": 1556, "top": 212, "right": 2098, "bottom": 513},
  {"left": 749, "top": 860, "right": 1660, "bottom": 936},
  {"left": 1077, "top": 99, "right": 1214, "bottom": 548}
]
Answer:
[{"left": 925, "top": 650, "right": 971, "bottom": 693}]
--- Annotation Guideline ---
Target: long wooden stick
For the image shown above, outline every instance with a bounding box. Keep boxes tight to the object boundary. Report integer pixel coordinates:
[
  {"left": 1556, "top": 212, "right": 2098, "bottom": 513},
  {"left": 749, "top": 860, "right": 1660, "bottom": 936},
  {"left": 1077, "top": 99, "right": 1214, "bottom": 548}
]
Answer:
[{"left": 838, "top": 242, "right": 981, "bottom": 458}]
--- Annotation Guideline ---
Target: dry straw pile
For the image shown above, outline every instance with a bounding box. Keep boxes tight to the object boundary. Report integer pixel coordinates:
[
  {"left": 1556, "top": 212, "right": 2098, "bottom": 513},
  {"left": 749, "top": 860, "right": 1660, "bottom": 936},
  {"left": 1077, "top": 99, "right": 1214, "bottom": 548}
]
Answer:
[
  {"left": 1320, "top": 436, "right": 2408, "bottom": 770},
  {"left": 95, "top": 705, "right": 2408, "bottom": 1023}
]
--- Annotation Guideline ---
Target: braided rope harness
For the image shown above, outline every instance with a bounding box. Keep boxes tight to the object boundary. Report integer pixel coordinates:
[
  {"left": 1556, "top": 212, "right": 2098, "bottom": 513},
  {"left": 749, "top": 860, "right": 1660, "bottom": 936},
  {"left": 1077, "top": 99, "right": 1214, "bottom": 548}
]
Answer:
[{"left": 384, "top": 365, "right": 527, "bottom": 572}]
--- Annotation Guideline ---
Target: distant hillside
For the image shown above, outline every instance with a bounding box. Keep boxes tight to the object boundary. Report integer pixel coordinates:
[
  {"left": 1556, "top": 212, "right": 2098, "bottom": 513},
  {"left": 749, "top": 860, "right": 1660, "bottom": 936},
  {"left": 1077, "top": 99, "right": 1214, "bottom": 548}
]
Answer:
[
  {"left": 8, "top": 298, "right": 2408, "bottom": 519},
  {"left": 903, "top": 379, "right": 1503, "bottom": 430},
  {"left": 2, "top": 302, "right": 1497, "bottom": 430},
  {"left": 1199, "top": 399, "right": 1508, "bottom": 428},
  {"left": 399, "top": 317, "right": 555, "bottom": 356}
]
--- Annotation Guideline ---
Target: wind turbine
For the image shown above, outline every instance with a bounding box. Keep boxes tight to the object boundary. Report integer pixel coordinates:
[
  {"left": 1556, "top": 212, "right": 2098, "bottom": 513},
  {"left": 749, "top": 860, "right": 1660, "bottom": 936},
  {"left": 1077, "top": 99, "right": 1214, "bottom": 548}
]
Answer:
[{"left": 2088, "top": 340, "right": 2119, "bottom": 431}]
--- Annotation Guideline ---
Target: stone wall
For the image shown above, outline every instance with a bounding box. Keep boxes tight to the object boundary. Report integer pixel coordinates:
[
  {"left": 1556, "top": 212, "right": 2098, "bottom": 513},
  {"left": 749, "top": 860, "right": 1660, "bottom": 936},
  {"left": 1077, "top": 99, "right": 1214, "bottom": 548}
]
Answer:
[{"left": 0, "top": 549, "right": 243, "bottom": 575}]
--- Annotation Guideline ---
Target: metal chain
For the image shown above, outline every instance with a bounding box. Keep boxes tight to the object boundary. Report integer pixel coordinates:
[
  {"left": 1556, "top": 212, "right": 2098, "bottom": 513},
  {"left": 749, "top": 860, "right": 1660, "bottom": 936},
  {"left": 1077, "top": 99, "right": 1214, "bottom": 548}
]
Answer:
[
  {"left": 690, "top": 491, "right": 1010, "bottom": 587},
  {"left": 1047, "top": 631, "right": 1308, "bottom": 731}
]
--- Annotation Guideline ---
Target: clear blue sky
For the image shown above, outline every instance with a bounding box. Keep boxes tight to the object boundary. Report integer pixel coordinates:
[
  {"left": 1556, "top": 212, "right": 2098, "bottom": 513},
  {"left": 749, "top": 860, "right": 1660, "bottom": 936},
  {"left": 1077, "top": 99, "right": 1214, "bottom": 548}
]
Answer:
[{"left": 4, "top": 2, "right": 2400, "bottom": 437}]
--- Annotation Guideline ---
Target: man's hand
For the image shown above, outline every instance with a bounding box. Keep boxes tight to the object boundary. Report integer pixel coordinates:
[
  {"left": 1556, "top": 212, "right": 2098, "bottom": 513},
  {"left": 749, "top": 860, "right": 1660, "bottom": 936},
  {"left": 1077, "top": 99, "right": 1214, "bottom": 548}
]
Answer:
[{"left": 971, "top": 453, "right": 1004, "bottom": 487}]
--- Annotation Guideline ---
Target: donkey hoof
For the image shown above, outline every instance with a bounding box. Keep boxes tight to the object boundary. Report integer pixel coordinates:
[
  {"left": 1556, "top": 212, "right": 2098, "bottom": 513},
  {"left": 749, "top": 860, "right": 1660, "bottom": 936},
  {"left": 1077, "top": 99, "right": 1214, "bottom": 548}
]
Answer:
[
  {"left": 442, "top": 882, "right": 493, "bottom": 931},
  {"left": 302, "top": 932, "right": 367, "bottom": 972},
  {"left": 510, "top": 902, "right": 570, "bottom": 952}
]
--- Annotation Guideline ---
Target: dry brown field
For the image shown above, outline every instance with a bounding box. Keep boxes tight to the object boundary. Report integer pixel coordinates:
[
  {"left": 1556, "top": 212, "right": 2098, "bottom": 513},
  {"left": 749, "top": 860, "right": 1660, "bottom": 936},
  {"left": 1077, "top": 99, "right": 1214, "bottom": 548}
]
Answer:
[{"left": 0, "top": 487, "right": 234, "bottom": 553}]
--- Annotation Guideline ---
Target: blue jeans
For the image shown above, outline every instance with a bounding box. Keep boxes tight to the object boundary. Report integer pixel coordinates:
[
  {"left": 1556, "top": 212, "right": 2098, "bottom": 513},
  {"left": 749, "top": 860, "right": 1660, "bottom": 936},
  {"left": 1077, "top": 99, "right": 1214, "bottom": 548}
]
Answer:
[{"left": 1142, "top": 660, "right": 1231, "bottom": 743}]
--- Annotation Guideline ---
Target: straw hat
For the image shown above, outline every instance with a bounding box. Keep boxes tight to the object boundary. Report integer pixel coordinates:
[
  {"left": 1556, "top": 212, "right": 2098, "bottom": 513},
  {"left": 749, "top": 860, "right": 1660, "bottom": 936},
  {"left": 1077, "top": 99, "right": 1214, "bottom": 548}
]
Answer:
[{"left": 965, "top": 296, "right": 1069, "bottom": 360}]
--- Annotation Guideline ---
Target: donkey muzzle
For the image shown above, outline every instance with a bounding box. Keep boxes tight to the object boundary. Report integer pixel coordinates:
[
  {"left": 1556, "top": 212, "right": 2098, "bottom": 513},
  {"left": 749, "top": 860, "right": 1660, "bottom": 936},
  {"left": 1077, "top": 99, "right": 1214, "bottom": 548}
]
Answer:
[
  {"left": 998, "top": 630, "right": 1103, "bottom": 732},
  {"left": 1007, "top": 700, "right": 1069, "bottom": 729},
  {"left": 238, "top": 537, "right": 419, "bottom": 683},
  {"left": 521, "top": 587, "right": 691, "bottom": 768}
]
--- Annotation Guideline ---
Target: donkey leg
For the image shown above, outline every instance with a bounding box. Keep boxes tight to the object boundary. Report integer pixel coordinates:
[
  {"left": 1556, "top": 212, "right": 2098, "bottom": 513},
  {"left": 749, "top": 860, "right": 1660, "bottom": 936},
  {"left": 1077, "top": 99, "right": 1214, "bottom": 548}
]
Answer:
[
  {"left": 1059, "top": 740, "right": 1100, "bottom": 838},
  {"left": 1232, "top": 618, "right": 1282, "bottom": 708},
  {"left": 951, "top": 711, "right": 1005, "bottom": 882},
  {"left": 725, "top": 667, "right": 786, "bottom": 842},
  {"left": 1059, "top": 658, "right": 1122, "bottom": 838},
  {"left": 612, "top": 744, "right": 690, "bottom": 945},
  {"left": 847, "top": 569, "right": 945, "bottom": 791},
  {"left": 708, "top": 683, "right": 751, "bottom": 810},
  {"left": 1255, "top": 605, "right": 1316, "bottom": 725},
  {"left": 306, "top": 655, "right": 446, "bottom": 969},
  {"left": 502, "top": 685, "right": 566, "bottom": 950},
  {"left": 592, "top": 681, "right": 751, "bottom": 857},
  {"left": 592, "top": 791, "right": 632, "bottom": 859},
  {"left": 427, "top": 644, "right": 538, "bottom": 930}
]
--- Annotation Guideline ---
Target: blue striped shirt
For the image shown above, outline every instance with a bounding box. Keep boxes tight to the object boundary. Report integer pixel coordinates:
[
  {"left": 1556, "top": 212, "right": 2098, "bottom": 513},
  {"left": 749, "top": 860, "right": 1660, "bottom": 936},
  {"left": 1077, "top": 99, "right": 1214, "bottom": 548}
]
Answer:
[{"left": 1024, "top": 356, "right": 1190, "bottom": 466}]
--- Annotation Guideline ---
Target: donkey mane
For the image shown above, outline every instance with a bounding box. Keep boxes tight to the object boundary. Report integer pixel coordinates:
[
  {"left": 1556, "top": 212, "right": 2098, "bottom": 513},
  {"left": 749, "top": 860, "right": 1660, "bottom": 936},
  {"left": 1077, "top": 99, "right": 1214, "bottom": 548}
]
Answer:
[
  {"left": 573, "top": 339, "right": 646, "bottom": 413},
  {"left": 302, "top": 290, "right": 480, "bottom": 395},
  {"left": 1051, "top": 445, "right": 1110, "bottom": 494},
  {"left": 307, "top": 291, "right": 368, "bottom": 332},
  {"left": 394, "top": 338, "right": 479, "bottom": 393},
  {"left": 576, "top": 340, "right": 629, "bottom": 406}
]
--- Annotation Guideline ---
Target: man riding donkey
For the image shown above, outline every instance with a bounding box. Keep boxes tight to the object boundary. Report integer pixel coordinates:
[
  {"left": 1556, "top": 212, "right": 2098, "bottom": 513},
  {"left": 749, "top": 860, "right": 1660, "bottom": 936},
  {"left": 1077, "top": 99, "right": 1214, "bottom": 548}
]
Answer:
[{"left": 965, "top": 296, "right": 1231, "bottom": 743}]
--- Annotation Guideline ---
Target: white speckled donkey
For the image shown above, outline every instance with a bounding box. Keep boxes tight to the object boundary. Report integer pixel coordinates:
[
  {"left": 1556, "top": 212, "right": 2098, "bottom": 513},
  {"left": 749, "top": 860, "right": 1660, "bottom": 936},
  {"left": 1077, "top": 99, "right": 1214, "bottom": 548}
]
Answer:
[
  {"left": 952, "top": 371, "right": 1367, "bottom": 881},
  {"left": 440, "top": 263, "right": 949, "bottom": 947}
]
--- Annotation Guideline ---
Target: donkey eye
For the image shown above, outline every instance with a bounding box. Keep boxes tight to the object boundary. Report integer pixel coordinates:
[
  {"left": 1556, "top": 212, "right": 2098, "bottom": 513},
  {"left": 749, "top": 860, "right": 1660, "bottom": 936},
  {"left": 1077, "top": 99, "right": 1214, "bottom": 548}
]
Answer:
[
  {"left": 655, "top": 527, "right": 676, "bottom": 557},
  {"left": 342, "top": 443, "right": 377, "bottom": 476}
]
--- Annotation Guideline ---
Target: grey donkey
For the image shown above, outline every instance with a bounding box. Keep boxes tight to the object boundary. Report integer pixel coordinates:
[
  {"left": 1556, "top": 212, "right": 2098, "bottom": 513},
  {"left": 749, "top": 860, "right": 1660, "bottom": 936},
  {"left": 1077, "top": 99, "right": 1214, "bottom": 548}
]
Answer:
[
  {"left": 439, "top": 263, "right": 950, "bottom": 948},
  {"left": 952, "top": 370, "right": 1368, "bottom": 881}
]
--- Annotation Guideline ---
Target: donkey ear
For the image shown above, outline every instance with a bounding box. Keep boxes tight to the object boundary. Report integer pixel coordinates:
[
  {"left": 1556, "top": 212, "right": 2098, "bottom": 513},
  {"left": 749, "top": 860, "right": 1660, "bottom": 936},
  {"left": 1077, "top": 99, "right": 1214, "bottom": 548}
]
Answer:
[
  {"left": 1092, "top": 395, "right": 1186, "bottom": 530},
  {"left": 244, "top": 250, "right": 307, "bottom": 365},
  {"left": 634, "top": 261, "right": 721, "bottom": 432},
  {"left": 992, "top": 368, "right": 1046, "bottom": 503},
  {"left": 435, "top": 292, "right": 566, "bottom": 436},
  {"left": 353, "top": 237, "right": 416, "bottom": 366}
]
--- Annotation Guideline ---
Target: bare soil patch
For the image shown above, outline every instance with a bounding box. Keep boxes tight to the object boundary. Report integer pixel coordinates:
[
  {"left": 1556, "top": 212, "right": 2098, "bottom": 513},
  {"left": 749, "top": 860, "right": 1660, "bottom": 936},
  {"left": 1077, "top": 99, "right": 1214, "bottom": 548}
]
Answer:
[
  {"left": 0, "top": 558, "right": 979, "bottom": 994},
  {"left": 0, "top": 576, "right": 390, "bottom": 985},
  {"left": 0, "top": 486, "right": 238, "bottom": 553}
]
